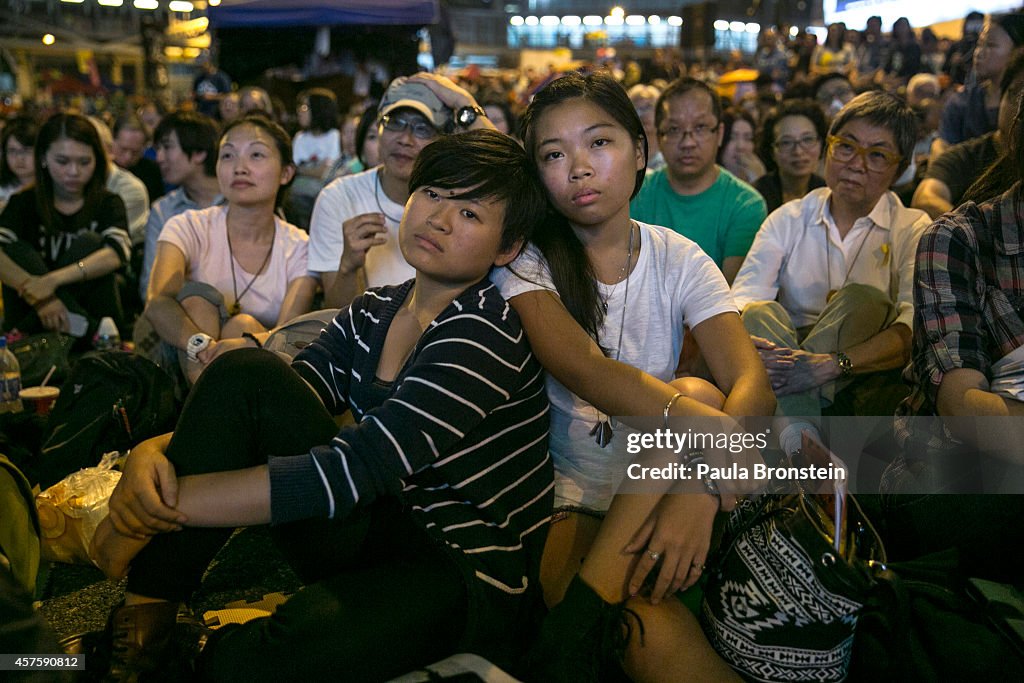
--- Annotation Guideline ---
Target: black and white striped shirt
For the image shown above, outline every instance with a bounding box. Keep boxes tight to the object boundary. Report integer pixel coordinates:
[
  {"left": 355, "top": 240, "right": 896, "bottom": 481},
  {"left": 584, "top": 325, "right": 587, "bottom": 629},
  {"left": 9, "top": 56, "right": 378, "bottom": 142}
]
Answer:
[{"left": 274, "top": 278, "right": 553, "bottom": 597}]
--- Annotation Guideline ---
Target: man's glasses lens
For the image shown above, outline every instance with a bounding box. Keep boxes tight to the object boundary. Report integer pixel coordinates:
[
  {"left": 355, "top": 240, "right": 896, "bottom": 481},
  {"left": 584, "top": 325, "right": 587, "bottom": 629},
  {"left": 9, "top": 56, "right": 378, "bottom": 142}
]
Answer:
[{"left": 382, "top": 115, "right": 436, "bottom": 140}]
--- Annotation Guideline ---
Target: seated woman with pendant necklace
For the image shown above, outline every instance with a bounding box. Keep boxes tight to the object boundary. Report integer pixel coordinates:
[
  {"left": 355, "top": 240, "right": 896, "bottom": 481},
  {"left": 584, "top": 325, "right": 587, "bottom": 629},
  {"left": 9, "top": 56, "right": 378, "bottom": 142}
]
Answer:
[
  {"left": 731, "top": 91, "right": 932, "bottom": 443},
  {"left": 144, "top": 115, "right": 317, "bottom": 384}
]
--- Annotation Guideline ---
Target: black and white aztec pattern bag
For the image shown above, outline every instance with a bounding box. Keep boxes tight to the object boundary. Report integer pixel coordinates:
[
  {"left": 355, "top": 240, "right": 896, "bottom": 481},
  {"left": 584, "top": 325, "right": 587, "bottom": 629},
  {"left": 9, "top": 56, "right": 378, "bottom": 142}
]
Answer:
[{"left": 700, "top": 451, "right": 886, "bottom": 682}]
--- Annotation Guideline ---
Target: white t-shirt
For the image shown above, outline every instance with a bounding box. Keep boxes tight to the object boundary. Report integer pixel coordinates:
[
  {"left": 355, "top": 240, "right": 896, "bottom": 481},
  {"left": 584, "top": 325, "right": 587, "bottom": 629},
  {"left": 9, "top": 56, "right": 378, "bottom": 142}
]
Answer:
[
  {"left": 293, "top": 129, "right": 341, "bottom": 166},
  {"left": 490, "top": 221, "right": 737, "bottom": 511},
  {"left": 307, "top": 166, "right": 414, "bottom": 288},
  {"left": 159, "top": 205, "right": 311, "bottom": 328}
]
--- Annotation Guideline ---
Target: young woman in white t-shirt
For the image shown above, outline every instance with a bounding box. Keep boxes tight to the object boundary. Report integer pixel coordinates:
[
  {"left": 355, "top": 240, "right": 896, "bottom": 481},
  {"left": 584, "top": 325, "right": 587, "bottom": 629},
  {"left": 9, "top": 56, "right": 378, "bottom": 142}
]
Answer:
[
  {"left": 492, "top": 71, "right": 774, "bottom": 682},
  {"left": 145, "top": 115, "right": 317, "bottom": 383}
]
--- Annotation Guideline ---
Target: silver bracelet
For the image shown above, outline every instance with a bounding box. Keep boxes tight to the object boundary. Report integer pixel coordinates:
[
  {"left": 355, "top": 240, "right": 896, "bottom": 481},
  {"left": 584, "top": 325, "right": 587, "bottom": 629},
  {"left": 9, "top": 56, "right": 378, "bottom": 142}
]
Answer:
[
  {"left": 663, "top": 392, "right": 683, "bottom": 429},
  {"left": 77, "top": 260, "right": 87, "bottom": 281}
]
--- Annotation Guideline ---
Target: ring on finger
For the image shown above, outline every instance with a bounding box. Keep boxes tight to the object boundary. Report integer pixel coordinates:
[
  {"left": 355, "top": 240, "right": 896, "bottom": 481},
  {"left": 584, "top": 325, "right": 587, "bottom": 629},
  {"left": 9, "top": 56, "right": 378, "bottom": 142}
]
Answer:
[
  {"left": 691, "top": 562, "right": 705, "bottom": 572},
  {"left": 647, "top": 549, "right": 662, "bottom": 562}
]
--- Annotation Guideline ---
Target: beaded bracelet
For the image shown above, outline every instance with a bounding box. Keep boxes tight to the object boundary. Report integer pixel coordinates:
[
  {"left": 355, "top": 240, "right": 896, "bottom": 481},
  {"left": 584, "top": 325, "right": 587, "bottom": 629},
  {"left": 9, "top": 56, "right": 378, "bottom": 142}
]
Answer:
[{"left": 242, "top": 332, "right": 263, "bottom": 349}]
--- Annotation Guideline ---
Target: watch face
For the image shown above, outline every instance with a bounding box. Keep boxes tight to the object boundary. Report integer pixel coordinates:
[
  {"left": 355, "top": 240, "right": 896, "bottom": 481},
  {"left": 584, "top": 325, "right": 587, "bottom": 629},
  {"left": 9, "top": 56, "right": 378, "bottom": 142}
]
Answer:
[{"left": 457, "top": 106, "right": 477, "bottom": 127}]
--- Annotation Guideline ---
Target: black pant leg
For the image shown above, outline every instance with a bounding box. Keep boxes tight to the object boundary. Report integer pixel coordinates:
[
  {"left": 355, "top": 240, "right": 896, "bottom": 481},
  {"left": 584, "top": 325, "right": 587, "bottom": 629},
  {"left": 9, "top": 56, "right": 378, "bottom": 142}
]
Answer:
[
  {"left": 198, "top": 511, "right": 468, "bottom": 683},
  {"left": 126, "top": 350, "right": 341, "bottom": 601}
]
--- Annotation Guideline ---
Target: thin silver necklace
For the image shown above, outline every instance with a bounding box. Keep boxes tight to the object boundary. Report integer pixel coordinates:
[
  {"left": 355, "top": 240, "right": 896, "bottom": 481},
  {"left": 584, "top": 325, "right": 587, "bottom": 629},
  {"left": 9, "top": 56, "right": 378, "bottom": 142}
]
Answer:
[
  {"left": 374, "top": 171, "right": 403, "bottom": 224},
  {"left": 590, "top": 222, "right": 635, "bottom": 448},
  {"left": 825, "top": 221, "right": 876, "bottom": 303}
]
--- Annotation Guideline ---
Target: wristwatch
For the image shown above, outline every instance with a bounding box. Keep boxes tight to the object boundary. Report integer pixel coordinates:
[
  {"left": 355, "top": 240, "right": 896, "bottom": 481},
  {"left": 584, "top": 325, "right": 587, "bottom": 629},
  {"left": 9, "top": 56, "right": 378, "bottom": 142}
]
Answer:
[
  {"left": 455, "top": 105, "right": 487, "bottom": 129},
  {"left": 834, "top": 350, "right": 853, "bottom": 378},
  {"left": 186, "top": 333, "right": 213, "bottom": 362}
]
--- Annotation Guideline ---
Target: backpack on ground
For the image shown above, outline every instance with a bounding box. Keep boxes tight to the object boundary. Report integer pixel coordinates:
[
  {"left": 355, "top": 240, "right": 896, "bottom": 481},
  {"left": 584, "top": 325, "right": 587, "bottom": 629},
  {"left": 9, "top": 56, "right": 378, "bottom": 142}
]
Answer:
[
  {"left": 36, "top": 352, "right": 178, "bottom": 489},
  {"left": 0, "top": 454, "right": 40, "bottom": 595}
]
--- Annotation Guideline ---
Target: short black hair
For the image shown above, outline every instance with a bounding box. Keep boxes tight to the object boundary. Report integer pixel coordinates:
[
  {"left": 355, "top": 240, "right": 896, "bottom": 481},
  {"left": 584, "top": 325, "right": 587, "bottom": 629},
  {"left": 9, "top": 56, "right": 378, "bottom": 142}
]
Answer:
[
  {"left": 0, "top": 116, "right": 37, "bottom": 187},
  {"left": 758, "top": 99, "right": 828, "bottom": 172},
  {"left": 829, "top": 91, "right": 918, "bottom": 176},
  {"left": 112, "top": 112, "right": 147, "bottom": 139},
  {"left": 656, "top": 77, "right": 722, "bottom": 130},
  {"left": 409, "top": 129, "right": 546, "bottom": 254},
  {"left": 153, "top": 111, "right": 221, "bottom": 177}
]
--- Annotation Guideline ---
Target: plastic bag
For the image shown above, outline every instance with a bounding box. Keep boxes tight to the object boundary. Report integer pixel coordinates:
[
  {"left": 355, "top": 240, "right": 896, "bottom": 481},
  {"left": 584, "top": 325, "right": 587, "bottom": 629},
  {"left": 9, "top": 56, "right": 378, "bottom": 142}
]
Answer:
[{"left": 36, "top": 451, "right": 123, "bottom": 565}]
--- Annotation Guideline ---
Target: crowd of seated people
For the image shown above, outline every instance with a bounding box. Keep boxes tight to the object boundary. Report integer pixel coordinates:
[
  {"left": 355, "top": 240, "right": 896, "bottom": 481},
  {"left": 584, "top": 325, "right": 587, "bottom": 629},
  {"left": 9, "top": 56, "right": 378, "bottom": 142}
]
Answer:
[{"left": 3, "top": 9, "right": 1024, "bottom": 681}]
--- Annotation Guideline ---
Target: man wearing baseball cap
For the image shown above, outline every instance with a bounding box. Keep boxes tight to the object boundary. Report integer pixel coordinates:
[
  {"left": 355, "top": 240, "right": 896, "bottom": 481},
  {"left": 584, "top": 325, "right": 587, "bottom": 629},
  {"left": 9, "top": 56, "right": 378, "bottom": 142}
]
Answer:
[{"left": 309, "top": 74, "right": 494, "bottom": 308}]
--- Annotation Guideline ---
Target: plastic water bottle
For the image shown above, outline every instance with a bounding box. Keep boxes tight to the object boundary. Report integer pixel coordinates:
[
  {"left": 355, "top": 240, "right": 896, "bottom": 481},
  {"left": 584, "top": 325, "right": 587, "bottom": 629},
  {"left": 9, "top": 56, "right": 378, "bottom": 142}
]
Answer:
[
  {"left": 94, "top": 316, "right": 121, "bottom": 351},
  {"left": 0, "top": 335, "right": 23, "bottom": 414}
]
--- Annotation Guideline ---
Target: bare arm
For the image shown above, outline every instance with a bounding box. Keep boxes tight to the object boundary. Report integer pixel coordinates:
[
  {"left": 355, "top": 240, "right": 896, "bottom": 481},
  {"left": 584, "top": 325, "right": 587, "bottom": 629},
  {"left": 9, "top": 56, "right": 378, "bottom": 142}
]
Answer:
[
  {"left": 275, "top": 276, "right": 318, "bottom": 327},
  {"left": 690, "top": 311, "right": 776, "bottom": 416},
  {"left": 321, "top": 265, "right": 367, "bottom": 310},
  {"left": 144, "top": 242, "right": 203, "bottom": 349},
  {"left": 936, "top": 367, "right": 1024, "bottom": 464},
  {"left": 721, "top": 256, "right": 744, "bottom": 286},
  {"left": 508, "top": 290, "right": 763, "bottom": 420},
  {"left": 19, "top": 246, "right": 122, "bottom": 305},
  {"left": 929, "top": 136, "right": 950, "bottom": 162},
  {"left": 911, "top": 178, "right": 954, "bottom": 220},
  {"left": 0, "top": 249, "right": 36, "bottom": 299},
  {"left": 843, "top": 322, "right": 912, "bottom": 374},
  {"left": 173, "top": 466, "right": 271, "bottom": 527}
]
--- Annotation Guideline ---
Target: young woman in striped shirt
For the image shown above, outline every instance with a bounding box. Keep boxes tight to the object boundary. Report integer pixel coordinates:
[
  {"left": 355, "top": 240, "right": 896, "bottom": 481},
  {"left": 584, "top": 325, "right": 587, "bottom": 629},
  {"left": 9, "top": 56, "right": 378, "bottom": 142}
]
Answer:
[{"left": 89, "top": 129, "right": 554, "bottom": 682}]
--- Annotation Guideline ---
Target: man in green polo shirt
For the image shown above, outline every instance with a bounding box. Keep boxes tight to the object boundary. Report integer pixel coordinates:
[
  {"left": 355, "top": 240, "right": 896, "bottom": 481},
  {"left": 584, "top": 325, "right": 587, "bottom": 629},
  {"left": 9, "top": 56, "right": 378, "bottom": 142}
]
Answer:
[{"left": 632, "top": 78, "right": 767, "bottom": 284}]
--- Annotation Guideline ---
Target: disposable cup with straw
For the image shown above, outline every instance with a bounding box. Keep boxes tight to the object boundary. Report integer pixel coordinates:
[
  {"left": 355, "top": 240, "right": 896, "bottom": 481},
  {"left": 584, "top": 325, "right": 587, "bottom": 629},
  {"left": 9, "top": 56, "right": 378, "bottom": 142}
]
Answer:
[{"left": 21, "top": 364, "right": 60, "bottom": 416}]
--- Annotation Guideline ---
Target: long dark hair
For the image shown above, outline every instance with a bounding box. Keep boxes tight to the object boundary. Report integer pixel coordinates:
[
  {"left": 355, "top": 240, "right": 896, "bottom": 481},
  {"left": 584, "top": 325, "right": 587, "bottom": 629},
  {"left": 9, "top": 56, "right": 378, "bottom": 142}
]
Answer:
[
  {"left": 519, "top": 70, "right": 648, "bottom": 344},
  {"left": 34, "top": 113, "right": 109, "bottom": 236},
  {"left": 962, "top": 52, "right": 1024, "bottom": 205},
  {"left": 298, "top": 87, "right": 339, "bottom": 135}
]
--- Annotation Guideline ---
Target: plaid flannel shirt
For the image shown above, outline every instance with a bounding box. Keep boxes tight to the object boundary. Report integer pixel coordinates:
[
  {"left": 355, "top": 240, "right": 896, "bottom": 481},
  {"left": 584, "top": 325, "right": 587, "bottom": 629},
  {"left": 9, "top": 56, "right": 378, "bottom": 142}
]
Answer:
[{"left": 896, "top": 183, "right": 1024, "bottom": 453}]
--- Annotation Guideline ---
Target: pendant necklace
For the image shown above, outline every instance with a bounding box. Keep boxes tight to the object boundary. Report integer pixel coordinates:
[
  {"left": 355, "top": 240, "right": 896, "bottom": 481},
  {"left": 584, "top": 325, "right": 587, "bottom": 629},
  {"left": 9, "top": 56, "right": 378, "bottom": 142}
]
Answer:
[
  {"left": 227, "top": 224, "right": 274, "bottom": 316},
  {"left": 825, "top": 221, "right": 876, "bottom": 303},
  {"left": 590, "top": 222, "right": 635, "bottom": 448}
]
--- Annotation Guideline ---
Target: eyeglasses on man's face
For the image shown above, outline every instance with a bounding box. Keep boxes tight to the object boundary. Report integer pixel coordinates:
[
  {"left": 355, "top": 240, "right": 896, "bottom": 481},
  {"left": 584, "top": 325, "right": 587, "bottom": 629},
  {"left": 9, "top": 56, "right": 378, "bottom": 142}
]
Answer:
[
  {"left": 826, "top": 135, "right": 900, "bottom": 172},
  {"left": 657, "top": 122, "right": 721, "bottom": 143},
  {"left": 380, "top": 114, "right": 438, "bottom": 140},
  {"left": 774, "top": 135, "right": 820, "bottom": 154}
]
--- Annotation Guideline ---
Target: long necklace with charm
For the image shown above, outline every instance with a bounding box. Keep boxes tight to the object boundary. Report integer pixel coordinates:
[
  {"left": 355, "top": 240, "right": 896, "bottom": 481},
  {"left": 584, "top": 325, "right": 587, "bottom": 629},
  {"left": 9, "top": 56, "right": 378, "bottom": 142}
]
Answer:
[
  {"left": 590, "top": 222, "right": 635, "bottom": 448},
  {"left": 227, "top": 225, "right": 274, "bottom": 316},
  {"left": 825, "top": 222, "right": 876, "bottom": 303}
]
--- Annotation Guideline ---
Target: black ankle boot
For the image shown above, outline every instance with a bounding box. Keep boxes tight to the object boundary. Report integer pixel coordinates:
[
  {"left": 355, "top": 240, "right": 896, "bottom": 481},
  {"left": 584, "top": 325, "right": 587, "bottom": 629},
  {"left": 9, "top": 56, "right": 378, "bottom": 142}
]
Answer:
[
  {"left": 524, "top": 575, "right": 642, "bottom": 683},
  {"left": 100, "top": 601, "right": 212, "bottom": 683}
]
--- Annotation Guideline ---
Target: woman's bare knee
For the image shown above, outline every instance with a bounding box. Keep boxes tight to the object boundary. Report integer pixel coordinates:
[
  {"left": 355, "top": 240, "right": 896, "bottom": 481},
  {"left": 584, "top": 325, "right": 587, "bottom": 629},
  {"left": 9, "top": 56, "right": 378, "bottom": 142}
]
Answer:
[{"left": 670, "top": 376, "right": 726, "bottom": 411}]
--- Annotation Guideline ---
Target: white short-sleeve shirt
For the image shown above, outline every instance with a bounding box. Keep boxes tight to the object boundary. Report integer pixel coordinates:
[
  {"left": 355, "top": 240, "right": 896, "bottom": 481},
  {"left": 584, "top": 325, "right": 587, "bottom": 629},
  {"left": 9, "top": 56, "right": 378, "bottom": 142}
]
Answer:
[
  {"left": 307, "top": 166, "right": 415, "bottom": 288},
  {"left": 491, "top": 221, "right": 737, "bottom": 510},
  {"left": 159, "top": 205, "right": 310, "bottom": 328}
]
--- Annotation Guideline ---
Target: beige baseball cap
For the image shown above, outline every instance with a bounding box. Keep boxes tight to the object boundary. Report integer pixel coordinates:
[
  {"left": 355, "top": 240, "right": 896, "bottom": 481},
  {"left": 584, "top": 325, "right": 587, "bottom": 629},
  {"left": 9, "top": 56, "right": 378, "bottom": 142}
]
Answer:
[{"left": 378, "top": 77, "right": 451, "bottom": 132}]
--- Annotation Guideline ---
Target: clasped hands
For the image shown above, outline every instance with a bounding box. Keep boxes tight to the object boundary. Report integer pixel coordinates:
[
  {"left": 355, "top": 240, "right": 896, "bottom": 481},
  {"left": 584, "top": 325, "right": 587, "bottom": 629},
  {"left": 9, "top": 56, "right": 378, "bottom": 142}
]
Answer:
[
  {"left": 90, "top": 439, "right": 186, "bottom": 579},
  {"left": 751, "top": 336, "right": 840, "bottom": 396}
]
